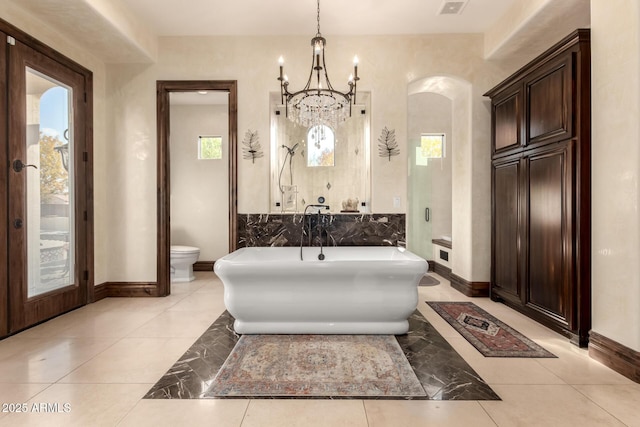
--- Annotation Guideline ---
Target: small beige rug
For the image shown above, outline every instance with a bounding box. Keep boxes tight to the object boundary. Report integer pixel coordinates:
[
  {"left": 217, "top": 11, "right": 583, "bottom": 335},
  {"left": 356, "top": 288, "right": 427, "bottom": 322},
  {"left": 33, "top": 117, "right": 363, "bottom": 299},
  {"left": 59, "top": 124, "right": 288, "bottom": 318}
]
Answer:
[{"left": 209, "top": 334, "right": 426, "bottom": 397}]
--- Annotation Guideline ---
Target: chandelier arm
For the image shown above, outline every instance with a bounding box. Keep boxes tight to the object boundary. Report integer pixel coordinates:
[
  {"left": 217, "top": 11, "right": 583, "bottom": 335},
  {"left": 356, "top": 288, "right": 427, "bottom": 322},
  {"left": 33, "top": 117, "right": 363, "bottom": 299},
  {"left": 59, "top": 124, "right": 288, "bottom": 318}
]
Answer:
[
  {"left": 280, "top": 81, "right": 285, "bottom": 105},
  {"left": 352, "top": 80, "right": 357, "bottom": 104},
  {"left": 316, "top": 56, "right": 321, "bottom": 93},
  {"left": 286, "top": 88, "right": 351, "bottom": 100},
  {"left": 320, "top": 45, "right": 336, "bottom": 92},
  {"left": 302, "top": 47, "right": 316, "bottom": 92},
  {"left": 353, "top": 79, "right": 358, "bottom": 104}
]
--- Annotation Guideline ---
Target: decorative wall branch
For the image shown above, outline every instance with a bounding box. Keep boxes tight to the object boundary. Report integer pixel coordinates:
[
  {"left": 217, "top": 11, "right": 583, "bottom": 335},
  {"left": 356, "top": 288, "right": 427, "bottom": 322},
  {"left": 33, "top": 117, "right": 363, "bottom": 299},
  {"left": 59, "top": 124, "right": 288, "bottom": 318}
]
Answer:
[
  {"left": 377, "top": 127, "right": 399, "bottom": 161},
  {"left": 242, "top": 130, "right": 263, "bottom": 163}
]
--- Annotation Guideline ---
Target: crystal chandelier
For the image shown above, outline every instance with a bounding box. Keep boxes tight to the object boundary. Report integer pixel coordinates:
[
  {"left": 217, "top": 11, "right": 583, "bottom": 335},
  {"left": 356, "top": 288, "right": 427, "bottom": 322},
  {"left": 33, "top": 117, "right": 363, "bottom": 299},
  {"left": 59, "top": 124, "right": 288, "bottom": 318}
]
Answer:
[{"left": 277, "top": 0, "right": 360, "bottom": 130}]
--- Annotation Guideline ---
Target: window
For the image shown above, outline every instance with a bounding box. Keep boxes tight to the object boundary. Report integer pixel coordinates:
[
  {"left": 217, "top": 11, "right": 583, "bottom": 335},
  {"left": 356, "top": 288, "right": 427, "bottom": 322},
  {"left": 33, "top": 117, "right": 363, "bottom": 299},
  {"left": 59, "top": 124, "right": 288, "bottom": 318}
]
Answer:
[
  {"left": 417, "top": 133, "right": 445, "bottom": 165},
  {"left": 198, "top": 135, "right": 222, "bottom": 159},
  {"left": 307, "top": 125, "right": 335, "bottom": 167},
  {"left": 421, "top": 133, "right": 445, "bottom": 158}
]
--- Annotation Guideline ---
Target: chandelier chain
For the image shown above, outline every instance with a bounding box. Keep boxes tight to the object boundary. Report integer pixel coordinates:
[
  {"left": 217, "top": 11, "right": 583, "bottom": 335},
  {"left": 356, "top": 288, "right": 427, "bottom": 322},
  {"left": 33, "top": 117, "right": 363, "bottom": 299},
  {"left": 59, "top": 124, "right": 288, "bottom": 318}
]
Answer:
[{"left": 316, "top": 0, "right": 321, "bottom": 36}]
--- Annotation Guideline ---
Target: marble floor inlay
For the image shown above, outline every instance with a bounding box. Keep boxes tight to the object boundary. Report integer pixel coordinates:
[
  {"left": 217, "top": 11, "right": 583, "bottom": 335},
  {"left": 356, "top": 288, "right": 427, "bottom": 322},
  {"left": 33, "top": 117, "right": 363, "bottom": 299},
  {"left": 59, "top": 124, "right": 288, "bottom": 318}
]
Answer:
[
  {"left": 209, "top": 334, "right": 426, "bottom": 398},
  {"left": 145, "top": 310, "right": 499, "bottom": 401}
]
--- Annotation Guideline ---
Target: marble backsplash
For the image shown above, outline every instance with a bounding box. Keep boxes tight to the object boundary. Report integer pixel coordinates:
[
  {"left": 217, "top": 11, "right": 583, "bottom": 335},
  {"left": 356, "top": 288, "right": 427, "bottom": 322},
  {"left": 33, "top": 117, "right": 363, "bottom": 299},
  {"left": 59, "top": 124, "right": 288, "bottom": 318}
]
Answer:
[{"left": 237, "top": 213, "right": 405, "bottom": 247}]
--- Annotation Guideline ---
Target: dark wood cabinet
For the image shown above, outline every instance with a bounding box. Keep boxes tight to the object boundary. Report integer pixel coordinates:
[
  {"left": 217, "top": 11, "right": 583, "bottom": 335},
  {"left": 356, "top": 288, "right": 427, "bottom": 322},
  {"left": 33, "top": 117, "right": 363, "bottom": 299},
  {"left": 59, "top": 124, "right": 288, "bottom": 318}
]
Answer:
[{"left": 486, "top": 30, "right": 590, "bottom": 346}]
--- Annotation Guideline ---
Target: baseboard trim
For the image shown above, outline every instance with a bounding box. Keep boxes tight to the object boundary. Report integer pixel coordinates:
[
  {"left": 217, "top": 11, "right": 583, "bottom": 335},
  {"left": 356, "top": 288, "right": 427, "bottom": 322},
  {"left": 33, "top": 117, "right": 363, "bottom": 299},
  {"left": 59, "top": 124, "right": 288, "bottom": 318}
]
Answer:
[
  {"left": 93, "top": 282, "right": 159, "bottom": 298},
  {"left": 589, "top": 331, "right": 640, "bottom": 383},
  {"left": 433, "top": 262, "right": 451, "bottom": 280},
  {"left": 450, "top": 273, "right": 490, "bottom": 297},
  {"left": 94, "top": 282, "right": 109, "bottom": 302},
  {"left": 194, "top": 261, "right": 215, "bottom": 271},
  {"left": 427, "top": 260, "right": 436, "bottom": 273}
]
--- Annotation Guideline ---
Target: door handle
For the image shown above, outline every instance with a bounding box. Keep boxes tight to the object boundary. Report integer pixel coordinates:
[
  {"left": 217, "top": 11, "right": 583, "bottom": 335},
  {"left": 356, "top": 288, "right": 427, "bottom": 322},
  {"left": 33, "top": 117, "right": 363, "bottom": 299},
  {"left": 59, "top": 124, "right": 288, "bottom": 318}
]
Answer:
[
  {"left": 425, "top": 207, "right": 430, "bottom": 222},
  {"left": 14, "top": 218, "right": 23, "bottom": 229},
  {"left": 13, "top": 160, "right": 37, "bottom": 172}
]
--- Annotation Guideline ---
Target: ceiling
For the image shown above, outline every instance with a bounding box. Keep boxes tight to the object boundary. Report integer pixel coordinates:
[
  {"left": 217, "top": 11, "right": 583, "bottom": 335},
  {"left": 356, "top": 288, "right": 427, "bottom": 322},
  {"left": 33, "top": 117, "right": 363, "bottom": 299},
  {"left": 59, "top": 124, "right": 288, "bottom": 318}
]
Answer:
[
  {"left": 8, "top": 0, "right": 590, "bottom": 63},
  {"left": 123, "top": 0, "right": 517, "bottom": 36}
]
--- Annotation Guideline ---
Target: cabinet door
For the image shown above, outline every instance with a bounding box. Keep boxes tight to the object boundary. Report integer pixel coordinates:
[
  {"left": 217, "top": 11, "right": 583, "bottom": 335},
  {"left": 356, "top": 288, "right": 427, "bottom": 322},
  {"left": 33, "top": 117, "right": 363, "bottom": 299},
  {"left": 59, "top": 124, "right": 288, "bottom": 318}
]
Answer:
[
  {"left": 525, "top": 55, "right": 573, "bottom": 148},
  {"left": 492, "top": 158, "right": 522, "bottom": 299},
  {"left": 492, "top": 83, "right": 522, "bottom": 157},
  {"left": 525, "top": 141, "right": 574, "bottom": 325}
]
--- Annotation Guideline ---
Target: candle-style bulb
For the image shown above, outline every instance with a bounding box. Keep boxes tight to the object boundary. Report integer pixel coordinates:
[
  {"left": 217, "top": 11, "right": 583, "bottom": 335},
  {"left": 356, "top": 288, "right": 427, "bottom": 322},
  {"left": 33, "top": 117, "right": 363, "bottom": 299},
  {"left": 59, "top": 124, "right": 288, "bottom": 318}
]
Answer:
[
  {"left": 353, "top": 55, "right": 359, "bottom": 65},
  {"left": 348, "top": 73, "right": 354, "bottom": 83},
  {"left": 278, "top": 56, "right": 284, "bottom": 65}
]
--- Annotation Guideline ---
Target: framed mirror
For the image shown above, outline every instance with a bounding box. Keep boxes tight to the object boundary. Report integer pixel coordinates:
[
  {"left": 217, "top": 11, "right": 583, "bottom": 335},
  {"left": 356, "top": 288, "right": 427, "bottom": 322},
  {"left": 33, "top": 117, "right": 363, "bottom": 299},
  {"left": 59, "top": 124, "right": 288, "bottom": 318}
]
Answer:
[{"left": 269, "top": 91, "right": 371, "bottom": 213}]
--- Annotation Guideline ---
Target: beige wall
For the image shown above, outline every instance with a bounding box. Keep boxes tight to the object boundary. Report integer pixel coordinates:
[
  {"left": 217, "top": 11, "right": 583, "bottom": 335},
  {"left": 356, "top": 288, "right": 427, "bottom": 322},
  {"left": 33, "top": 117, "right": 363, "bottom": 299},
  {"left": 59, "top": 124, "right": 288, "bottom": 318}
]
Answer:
[
  {"left": 591, "top": 0, "right": 640, "bottom": 352},
  {"left": 170, "top": 104, "right": 229, "bottom": 261},
  {"left": 104, "top": 34, "right": 506, "bottom": 282}
]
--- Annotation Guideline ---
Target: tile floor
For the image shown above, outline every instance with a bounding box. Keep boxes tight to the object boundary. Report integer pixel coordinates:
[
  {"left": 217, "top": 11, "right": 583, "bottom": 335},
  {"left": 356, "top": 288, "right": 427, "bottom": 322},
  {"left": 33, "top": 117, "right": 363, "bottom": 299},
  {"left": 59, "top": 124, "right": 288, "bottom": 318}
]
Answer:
[
  {"left": 145, "top": 309, "right": 498, "bottom": 400},
  {"left": 0, "top": 272, "right": 638, "bottom": 426}
]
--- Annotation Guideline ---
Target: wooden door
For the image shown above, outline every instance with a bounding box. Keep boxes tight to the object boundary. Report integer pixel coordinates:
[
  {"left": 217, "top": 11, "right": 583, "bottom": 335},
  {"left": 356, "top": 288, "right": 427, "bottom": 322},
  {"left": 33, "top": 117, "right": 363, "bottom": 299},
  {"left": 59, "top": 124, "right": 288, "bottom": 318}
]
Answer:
[{"left": 6, "top": 38, "right": 90, "bottom": 333}]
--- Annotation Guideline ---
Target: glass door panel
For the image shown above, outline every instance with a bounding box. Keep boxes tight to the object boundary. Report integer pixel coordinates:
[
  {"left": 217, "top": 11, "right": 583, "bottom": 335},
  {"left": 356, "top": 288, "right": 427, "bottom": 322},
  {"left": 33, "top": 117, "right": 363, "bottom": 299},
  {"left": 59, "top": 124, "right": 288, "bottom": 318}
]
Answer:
[
  {"left": 407, "top": 92, "right": 453, "bottom": 266},
  {"left": 407, "top": 94, "right": 433, "bottom": 261},
  {"left": 25, "top": 68, "right": 75, "bottom": 297}
]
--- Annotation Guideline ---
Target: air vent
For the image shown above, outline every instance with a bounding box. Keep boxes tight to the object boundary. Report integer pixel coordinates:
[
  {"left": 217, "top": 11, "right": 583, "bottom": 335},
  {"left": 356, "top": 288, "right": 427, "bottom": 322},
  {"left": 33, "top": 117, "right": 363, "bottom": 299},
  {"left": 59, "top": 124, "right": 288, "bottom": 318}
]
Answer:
[{"left": 438, "top": 1, "right": 468, "bottom": 15}]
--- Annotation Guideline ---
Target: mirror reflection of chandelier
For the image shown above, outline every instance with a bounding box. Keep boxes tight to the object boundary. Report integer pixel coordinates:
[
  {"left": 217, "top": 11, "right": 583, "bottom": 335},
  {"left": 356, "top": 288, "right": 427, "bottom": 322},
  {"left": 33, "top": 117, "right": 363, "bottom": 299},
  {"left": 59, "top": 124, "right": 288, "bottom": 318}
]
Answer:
[{"left": 277, "top": 0, "right": 360, "bottom": 130}]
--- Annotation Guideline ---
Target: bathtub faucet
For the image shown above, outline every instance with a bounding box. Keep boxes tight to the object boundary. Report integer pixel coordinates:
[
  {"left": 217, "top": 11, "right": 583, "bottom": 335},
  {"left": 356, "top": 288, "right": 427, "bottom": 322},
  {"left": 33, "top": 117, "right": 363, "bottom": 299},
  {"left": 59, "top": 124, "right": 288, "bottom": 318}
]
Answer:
[{"left": 300, "top": 204, "right": 330, "bottom": 261}]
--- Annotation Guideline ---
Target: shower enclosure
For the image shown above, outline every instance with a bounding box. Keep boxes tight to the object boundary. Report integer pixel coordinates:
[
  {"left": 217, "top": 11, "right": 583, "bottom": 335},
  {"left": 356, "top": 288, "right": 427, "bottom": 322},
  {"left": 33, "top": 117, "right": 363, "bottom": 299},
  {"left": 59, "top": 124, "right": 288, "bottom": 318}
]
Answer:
[
  {"left": 270, "top": 92, "right": 371, "bottom": 213},
  {"left": 407, "top": 92, "right": 453, "bottom": 264}
]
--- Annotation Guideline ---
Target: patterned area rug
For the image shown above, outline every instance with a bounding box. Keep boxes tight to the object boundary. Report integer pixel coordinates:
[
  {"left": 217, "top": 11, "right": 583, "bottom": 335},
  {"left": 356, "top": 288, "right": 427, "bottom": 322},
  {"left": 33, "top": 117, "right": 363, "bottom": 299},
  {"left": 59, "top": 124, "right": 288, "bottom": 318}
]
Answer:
[
  {"left": 209, "top": 334, "right": 426, "bottom": 398},
  {"left": 426, "top": 302, "right": 556, "bottom": 358}
]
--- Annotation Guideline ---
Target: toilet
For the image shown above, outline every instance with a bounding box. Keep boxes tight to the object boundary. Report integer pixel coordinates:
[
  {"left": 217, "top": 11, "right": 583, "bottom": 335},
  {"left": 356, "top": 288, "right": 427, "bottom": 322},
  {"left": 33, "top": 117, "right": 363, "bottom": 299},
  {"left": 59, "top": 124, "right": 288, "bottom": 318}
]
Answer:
[{"left": 170, "top": 245, "right": 200, "bottom": 282}]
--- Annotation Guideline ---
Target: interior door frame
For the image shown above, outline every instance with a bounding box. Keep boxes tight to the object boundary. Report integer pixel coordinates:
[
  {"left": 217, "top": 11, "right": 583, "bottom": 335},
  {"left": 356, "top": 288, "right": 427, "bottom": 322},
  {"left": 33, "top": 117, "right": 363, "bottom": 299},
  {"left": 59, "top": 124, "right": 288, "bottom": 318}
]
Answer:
[
  {"left": 156, "top": 80, "right": 238, "bottom": 297},
  {"left": 0, "top": 29, "right": 9, "bottom": 336},
  {"left": 0, "top": 18, "right": 94, "bottom": 337}
]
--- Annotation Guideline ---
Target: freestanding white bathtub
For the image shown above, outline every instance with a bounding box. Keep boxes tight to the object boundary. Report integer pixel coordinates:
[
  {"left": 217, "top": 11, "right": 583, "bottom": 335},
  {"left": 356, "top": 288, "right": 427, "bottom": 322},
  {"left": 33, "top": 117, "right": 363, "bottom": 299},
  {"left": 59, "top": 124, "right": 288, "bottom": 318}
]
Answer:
[{"left": 214, "top": 246, "right": 428, "bottom": 334}]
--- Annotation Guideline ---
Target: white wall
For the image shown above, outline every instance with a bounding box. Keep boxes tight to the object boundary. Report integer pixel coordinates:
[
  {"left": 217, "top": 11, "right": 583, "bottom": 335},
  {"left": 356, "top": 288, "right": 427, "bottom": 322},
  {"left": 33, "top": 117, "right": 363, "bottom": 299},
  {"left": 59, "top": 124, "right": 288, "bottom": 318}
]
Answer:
[
  {"left": 591, "top": 0, "right": 640, "bottom": 352},
  {"left": 170, "top": 104, "right": 229, "bottom": 261}
]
